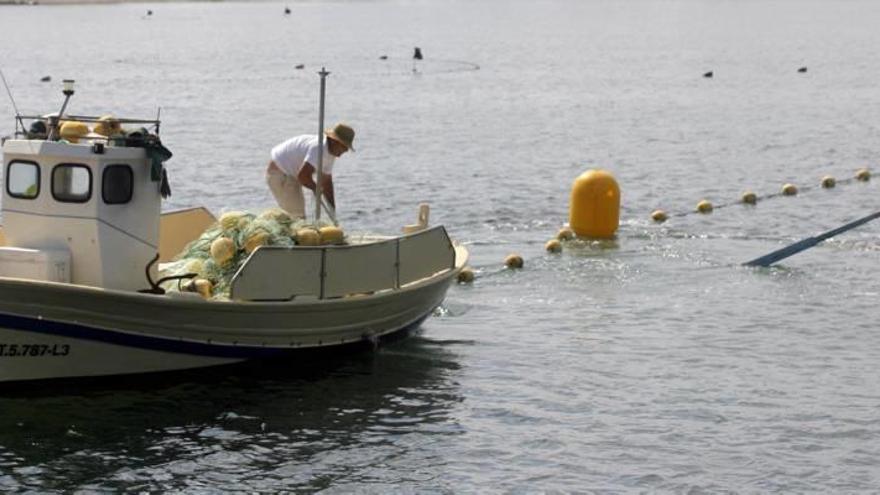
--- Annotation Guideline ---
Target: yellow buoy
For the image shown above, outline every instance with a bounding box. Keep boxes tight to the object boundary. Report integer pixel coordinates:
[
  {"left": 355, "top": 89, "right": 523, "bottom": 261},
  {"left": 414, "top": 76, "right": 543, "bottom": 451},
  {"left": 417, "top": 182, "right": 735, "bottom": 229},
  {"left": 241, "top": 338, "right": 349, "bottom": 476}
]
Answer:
[
  {"left": 504, "top": 254, "right": 524, "bottom": 269},
  {"left": 210, "top": 237, "right": 235, "bottom": 265},
  {"left": 193, "top": 278, "right": 213, "bottom": 299},
  {"left": 93, "top": 115, "right": 122, "bottom": 136},
  {"left": 59, "top": 121, "right": 89, "bottom": 143},
  {"left": 295, "top": 228, "right": 320, "bottom": 246},
  {"left": 319, "top": 226, "right": 345, "bottom": 245},
  {"left": 244, "top": 231, "right": 270, "bottom": 254},
  {"left": 219, "top": 211, "right": 247, "bottom": 230},
  {"left": 741, "top": 191, "right": 757, "bottom": 205},
  {"left": 856, "top": 168, "right": 871, "bottom": 181},
  {"left": 696, "top": 199, "right": 713, "bottom": 214},
  {"left": 556, "top": 227, "right": 575, "bottom": 241},
  {"left": 545, "top": 239, "right": 562, "bottom": 253},
  {"left": 781, "top": 183, "right": 798, "bottom": 196},
  {"left": 568, "top": 169, "right": 619, "bottom": 239},
  {"left": 650, "top": 209, "right": 668, "bottom": 223},
  {"left": 184, "top": 259, "right": 204, "bottom": 274},
  {"left": 820, "top": 175, "right": 836, "bottom": 188},
  {"left": 457, "top": 267, "right": 475, "bottom": 284}
]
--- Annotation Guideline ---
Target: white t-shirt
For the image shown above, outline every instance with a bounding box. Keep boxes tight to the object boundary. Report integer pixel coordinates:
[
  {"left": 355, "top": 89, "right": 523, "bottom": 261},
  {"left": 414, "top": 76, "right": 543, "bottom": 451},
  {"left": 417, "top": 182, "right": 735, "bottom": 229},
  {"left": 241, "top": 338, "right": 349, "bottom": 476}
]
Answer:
[{"left": 270, "top": 134, "right": 336, "bottom": 177}]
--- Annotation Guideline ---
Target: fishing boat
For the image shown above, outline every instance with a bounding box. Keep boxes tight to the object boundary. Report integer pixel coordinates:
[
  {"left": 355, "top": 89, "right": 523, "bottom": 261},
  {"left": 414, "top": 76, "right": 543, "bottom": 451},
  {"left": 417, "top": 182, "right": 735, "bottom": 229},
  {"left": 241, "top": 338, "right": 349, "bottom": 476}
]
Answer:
[{"left": 0, "top": 79, "right": 468, "bottom": 384}]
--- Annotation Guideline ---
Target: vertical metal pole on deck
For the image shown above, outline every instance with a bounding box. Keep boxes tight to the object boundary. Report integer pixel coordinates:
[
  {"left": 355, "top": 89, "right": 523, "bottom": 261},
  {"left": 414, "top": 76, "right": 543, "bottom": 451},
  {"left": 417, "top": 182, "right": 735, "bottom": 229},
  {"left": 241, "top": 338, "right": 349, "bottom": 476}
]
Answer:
[{"left": 315, "top": 67, "right": 330, "bottom": 222}]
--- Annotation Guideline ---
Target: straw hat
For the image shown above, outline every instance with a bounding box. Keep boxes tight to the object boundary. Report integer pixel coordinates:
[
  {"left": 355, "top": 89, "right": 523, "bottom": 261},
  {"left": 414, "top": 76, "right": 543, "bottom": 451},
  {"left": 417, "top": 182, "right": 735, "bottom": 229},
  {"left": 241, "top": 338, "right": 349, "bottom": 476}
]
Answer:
[{"left": 324, "top": 123, "right": 355, "bottom": 151}]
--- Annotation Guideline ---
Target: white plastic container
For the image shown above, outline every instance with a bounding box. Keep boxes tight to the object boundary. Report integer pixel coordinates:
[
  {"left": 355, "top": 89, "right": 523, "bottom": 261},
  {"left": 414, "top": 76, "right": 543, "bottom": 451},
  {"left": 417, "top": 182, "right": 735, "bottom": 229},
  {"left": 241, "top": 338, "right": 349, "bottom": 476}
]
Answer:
[{"left": 0, "top": 247, "right": 70, "bottom": 282}]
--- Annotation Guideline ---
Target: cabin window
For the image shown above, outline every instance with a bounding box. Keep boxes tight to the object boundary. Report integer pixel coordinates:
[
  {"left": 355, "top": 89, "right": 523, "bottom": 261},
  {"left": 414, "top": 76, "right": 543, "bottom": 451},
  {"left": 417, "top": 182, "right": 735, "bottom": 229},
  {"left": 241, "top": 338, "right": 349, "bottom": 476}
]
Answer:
[
  {"left": 52, "top": 164, "right": 92, "bottom": 203},
  {"left": 102, "top": 165, "right": 133, "bottom": 204},
  {"left": 6, "top": 161, "right": 40, "bottom": 199}
]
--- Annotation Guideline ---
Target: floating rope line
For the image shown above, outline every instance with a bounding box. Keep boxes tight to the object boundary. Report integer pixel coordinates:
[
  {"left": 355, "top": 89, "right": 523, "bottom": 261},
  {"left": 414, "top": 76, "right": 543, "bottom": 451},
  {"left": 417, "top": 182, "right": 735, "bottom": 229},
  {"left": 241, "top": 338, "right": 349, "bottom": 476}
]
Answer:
[{"left": 650, "top": 168, "right": 872, "bottom": 223}]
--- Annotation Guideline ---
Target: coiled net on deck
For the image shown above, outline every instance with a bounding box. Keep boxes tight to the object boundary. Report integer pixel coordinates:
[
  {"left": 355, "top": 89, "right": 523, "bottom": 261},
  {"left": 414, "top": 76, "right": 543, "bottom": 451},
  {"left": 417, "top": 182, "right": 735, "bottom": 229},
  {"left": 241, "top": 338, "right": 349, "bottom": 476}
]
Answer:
[{"left": 159, "top": 208, "right": 340, "bottom": 300}]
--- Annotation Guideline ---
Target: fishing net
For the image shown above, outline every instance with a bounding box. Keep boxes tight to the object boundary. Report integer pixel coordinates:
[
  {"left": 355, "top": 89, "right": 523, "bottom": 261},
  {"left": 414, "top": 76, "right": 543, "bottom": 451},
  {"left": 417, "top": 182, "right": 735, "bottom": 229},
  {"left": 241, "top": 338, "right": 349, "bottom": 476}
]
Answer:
[{"left": 159, "top": 208, "right": 341, "bottom": 300}]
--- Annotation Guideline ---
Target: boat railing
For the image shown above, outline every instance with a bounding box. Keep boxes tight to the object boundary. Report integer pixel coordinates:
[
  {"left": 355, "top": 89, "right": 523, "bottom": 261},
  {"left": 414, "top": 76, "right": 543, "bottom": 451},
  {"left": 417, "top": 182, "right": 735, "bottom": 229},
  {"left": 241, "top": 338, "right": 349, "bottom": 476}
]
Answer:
[
  {"left": 13, "top": 114, "right": 161, "bottom": 140},
  {"left": 228, "top": 226, "right": 456, "bottom": 302}
]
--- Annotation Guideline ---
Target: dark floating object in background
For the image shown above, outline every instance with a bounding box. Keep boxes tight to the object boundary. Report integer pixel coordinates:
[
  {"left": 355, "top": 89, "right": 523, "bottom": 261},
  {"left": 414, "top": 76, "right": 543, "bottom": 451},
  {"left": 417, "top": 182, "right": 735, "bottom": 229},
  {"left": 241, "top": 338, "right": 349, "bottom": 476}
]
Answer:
[
  {"left": 379, "top": 55, "right": 388, "bottom": 60},
  {"left": 294, "top": 64, "right": 305, "bottom": 70},
  {"left": 703, "top": 71, "right": 713, "bottom": 78},
  {"left": 146, "top": 9, "right": 152, "bottom": 15},
  {"left": 40, "top": 76, "right": 51, "bottom": 82},
  {"left": 284, "top": 6, "right": 290, "bottom": 14},
  {"left": 413, "top": 47, "right": 423, "bottom": 60},
  {"left": 798, "top": 66, "right": 808, "bottom": 73}
]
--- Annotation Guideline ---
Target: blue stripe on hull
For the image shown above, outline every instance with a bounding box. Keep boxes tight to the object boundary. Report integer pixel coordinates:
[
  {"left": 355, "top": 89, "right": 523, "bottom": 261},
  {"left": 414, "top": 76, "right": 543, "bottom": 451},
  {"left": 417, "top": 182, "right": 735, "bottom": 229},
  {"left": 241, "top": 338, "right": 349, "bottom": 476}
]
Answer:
[{"left": 0, "top": 312, "right": 432, "bottom": 359}]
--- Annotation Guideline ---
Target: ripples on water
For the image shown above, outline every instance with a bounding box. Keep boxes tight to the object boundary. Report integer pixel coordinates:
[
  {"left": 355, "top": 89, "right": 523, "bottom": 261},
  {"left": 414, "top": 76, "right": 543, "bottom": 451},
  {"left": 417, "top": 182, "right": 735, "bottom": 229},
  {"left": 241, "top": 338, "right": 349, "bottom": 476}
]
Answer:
[{"left": 1, "top": 0, "right": 880, "bottom": 491}]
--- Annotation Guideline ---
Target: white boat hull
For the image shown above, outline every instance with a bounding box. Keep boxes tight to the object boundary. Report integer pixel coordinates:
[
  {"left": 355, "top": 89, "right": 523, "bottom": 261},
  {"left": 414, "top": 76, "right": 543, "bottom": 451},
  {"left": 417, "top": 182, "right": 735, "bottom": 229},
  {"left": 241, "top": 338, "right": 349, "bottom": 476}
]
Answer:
[{"left": 0, "top": 248, "right": 462, "bottom": 383}]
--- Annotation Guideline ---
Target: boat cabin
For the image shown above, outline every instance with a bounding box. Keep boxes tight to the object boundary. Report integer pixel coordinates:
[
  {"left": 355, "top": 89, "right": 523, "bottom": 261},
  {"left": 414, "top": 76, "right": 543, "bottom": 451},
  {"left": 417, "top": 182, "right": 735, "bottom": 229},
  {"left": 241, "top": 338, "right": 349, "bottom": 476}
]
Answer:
[{"left": 1, "top": 117, "right": 167, "bottom": 291}]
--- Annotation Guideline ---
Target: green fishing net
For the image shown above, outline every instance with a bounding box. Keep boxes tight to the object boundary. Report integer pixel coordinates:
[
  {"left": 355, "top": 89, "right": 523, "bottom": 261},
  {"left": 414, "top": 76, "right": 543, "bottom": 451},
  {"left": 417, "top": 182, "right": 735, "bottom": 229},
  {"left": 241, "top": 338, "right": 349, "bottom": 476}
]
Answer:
[{"left": 159, "top": 208, "right": 339, "bottom": 300}]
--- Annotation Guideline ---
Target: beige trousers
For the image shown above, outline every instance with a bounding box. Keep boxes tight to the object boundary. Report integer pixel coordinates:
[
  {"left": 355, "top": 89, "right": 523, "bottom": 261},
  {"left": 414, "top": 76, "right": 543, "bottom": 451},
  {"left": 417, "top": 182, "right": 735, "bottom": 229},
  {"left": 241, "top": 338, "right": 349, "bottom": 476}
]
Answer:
[{"left": 266, "top": 162, "right": 305, "bottom": 219}]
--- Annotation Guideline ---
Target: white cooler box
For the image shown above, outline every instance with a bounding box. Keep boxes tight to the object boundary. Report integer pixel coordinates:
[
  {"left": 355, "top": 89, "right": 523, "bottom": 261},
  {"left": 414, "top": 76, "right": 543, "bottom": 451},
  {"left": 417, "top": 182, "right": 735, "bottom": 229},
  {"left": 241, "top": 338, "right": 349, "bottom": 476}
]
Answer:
[{"left": 0, "top": 247, "right": 71, "bottom": 283}]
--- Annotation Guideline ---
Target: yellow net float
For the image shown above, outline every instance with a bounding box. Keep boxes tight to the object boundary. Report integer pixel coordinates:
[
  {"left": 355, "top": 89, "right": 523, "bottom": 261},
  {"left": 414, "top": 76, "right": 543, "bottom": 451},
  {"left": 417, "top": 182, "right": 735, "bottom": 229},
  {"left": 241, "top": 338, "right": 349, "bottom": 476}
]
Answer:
[
  {"left": 244, "top": 231, "right": 270, "bottom": 254},
  {"left": 856, "top": 168, "right": 871, "bottom": 181},
  {"left": 820, "top": 175, "right": 836, "bottom": 188},
  {"left": 650, "top": 209, "right": 668, "bottom": 223},
  {"left": 504, "top": 253, "right": 524, "bottom": 269},
  {"left": 219, "top": 211, "right": 248, "bottom": 231},
  {"left": 556, "top": 227, "right": 574, "bottom": 241},
  {"left": 741, "top": 191, "right": 757, "bottom": 204},
  {"left": 295, "top": 228, "right": 320, "bottom": 246},
  {"left": 59, "top": 120, "right": 89, "bottom": 143},
  {"left": 92, "top": 115, "right": 122, "bottom": 136},
  {"left": 545, "top": 239, "right": 562, "bottom": 253},
  {"left": 210, "top": 237, "right": 236, "bottom": 265},
  {"left": 781, "top": 183, "right": 798, "bottom": 196},
  {"left": 318, "top": 226, "right": 345, "bottom": 245},
  {"left": 193, "top": 279, "right": 213, "bottom": 299},
  {"left": 696, "top": 199, "right": 713, "bottom": 214},
  {"left": 457, "top": 267, "right": 475, "bottom": 284}
]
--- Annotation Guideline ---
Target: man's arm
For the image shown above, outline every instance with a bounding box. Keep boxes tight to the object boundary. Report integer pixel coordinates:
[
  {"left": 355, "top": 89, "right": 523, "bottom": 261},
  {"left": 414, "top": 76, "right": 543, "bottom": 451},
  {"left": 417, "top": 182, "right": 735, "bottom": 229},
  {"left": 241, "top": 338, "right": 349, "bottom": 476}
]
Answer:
[
  {"left": 297, "top": 163, "right": 317, "bottom": 191},
  {"left": 298, "top": 163, "right": 335, "bottom": 206},
  {"left": 321, "top": 174, "right": 335, "bottom": 208}
]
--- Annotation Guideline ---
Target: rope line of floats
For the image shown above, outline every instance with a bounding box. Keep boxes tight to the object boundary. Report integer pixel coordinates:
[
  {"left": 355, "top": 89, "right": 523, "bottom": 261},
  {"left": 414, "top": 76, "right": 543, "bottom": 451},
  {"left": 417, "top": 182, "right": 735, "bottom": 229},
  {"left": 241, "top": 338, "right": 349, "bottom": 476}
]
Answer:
[
  {"left": 455, "top": 167, "right": 873, "bottom": 284},
  {"left": 651, "top": 167, "right": 872, "bottom": 222}
]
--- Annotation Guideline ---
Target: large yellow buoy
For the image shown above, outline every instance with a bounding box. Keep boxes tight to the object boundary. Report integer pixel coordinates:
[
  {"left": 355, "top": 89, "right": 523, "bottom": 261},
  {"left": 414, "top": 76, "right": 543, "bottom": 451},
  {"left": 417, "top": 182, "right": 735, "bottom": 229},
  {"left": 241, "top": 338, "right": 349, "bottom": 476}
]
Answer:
[{"left": 568, "top": 169, "right": 619, "bottom": 239}]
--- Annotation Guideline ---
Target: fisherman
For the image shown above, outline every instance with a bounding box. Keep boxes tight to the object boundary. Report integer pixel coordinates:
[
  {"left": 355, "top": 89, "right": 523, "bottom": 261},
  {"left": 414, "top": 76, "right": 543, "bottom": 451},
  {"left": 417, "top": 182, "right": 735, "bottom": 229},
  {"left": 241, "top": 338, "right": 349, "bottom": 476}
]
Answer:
[{"left": 266, "top": 123, "right": 355, "bottom": 219}]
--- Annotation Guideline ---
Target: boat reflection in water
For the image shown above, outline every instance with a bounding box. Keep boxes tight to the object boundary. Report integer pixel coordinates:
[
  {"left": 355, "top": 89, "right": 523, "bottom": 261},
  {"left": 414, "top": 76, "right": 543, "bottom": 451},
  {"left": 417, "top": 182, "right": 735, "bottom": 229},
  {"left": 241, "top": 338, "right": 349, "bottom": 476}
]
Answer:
[{"left": 0, "top": 336, "right": 466, "bottom": 491}]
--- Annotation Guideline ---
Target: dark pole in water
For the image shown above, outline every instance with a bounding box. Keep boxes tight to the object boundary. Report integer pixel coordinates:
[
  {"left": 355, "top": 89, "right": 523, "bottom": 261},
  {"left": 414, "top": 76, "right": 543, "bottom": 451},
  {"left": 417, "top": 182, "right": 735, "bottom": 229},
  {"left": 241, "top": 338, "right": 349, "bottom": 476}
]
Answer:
[
  {"left": 743, "top": 210, "right": 880, "bottom": 267},
  {"left": 315, "top": 67, "right": 329, "bottom": 222}
]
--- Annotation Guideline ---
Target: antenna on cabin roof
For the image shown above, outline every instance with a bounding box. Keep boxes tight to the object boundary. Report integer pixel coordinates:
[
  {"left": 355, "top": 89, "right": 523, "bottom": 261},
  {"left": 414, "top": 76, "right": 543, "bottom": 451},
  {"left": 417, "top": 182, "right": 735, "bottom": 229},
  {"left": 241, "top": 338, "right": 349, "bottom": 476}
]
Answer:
[{"left": 46, "top": 79, "right": 75, "bottom": 141}]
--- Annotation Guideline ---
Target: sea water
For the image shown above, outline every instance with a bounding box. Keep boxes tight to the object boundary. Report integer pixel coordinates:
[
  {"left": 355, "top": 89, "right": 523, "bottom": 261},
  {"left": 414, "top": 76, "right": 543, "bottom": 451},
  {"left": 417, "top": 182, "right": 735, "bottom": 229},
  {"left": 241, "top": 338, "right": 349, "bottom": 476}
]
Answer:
[{"left": 0, "top": 0, "right": 879, "bottom": 491}]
